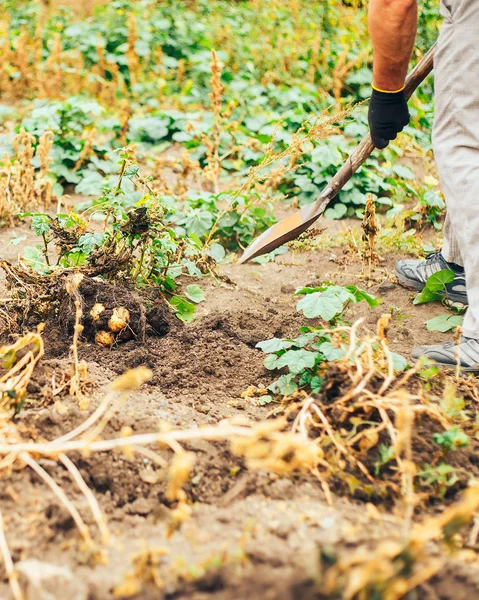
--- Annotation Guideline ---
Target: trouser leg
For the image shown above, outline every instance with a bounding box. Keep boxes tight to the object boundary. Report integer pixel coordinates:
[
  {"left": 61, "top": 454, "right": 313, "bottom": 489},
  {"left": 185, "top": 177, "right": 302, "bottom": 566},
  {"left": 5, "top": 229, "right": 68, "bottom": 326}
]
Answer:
[
  {"left": 442, "top": 214, "right": 463, "bottom": 266},
  {"left": 433, "top": 0, "right": 479, "bottom": 336}
]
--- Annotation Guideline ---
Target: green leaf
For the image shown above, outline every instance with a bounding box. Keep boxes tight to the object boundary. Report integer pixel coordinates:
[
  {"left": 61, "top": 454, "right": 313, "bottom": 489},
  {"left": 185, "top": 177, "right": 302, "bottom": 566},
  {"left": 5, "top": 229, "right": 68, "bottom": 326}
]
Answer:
[
  {"left": 294, "top": 286, "right": 322, "bottom": 296},
  {"left": 294, "top": 331, "right": 323, "bottom": 348},
  {"left": 414, "top": 269, "right": 455, "bottom": 305},
  {"left": 207, "top": 243, "right": 226, "bottom": 262},
  {"left": 21, "top": 246, "right": 47, "bottom": 272},
  {"left": 310, "top": 376, "right": 323, "bottom": 393},
  {"left": 424, "top": 269, "right": 455, "bottom": 292},
  {"left": 423, "top": 190, "right": 445, "bottom": 209},
  {"left": 75, "top": 171, "right": 106, "bottom": 196},
  {"left": 78, "top": 232, "right": 105, "bottom": 254},
  {"left": 125, "top": 164, "right": 140, "bottom": 179},
  {"left": 169, "top": 296, "right": 196, "bottom": 323},
  {"left": 296, "top": 290, "right": 344, "bottom": 321},
  {"left": 426, "top": 314, "right": 463, "bottom": 333},
  {"left": 433, "top": 427, "right": 469, "bottom": 451},
  {"left": 256, "top": 338, "right": 295, "bottom": 353},
  {"left": 251, "top": 246, "right": 288, "bottom": 264},
  {"left": 275, "top": 349, "right": 317, "bottom": 374},
  {"left": 181, "top": 211, "right": 214, "bottom": 238},
  {"left": 392, "top": 164, "right": 414, "bottom": 180},
  {"left": 1, "top": 349, "right": 16, "bottom": 370},
  {"left": 324, "top": 203, "right": 348, "bottom": 220},
  {"left": 264, "top": 354, "right": 280, "bottom": 370},
  {"left": 318, "top": 342, "right": 345, "bottom": 361},
  {"left": 9, "top": 235, "right": 27, "bottom": 246},
  {"left": 185, "top": 284, "right": 205, "bottom": 304},
  {"left": 268, "top": 374, "right": 298, "bottom": 395},
  {"left": 258, "top": 395, "right": 273, "bottom": 406},
  {"left": 31, "top": 215, "right": 51, "bottom": 236},
  {"left": 391, "top": 352, "right": 408, "bottom": 371},
  {"left": 414, "top": 287, "right": 441, "bottom": 305},
  {"left": 346, "top": 286, "right": 381, "bottom": 307}
]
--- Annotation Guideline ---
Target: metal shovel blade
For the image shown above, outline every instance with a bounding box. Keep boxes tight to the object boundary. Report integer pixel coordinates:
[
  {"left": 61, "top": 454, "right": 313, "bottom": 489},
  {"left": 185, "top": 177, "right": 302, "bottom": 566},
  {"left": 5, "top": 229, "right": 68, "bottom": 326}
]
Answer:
[
  {"left": 237, "top": 199, "right": 329, "bottom": 264},
  {"left": 238, "top": 43, "right": 436, "bottom": 265}
]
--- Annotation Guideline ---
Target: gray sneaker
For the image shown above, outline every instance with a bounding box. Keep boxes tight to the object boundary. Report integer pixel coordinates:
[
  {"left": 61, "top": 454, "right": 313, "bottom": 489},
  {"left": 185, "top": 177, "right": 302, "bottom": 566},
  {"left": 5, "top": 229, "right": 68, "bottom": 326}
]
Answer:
[
  {"left": 395, "top": 251, "right": 468, "bottom": 305},
  {"left": 412, "top": 337, "right": 479, "bottom": 372}
]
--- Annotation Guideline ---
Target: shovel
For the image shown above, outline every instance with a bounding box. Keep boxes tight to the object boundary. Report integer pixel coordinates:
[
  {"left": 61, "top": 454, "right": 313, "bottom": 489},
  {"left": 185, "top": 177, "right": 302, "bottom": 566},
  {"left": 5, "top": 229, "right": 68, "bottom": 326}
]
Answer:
[{"left": 238, "top": 43, "right": 436, "bottom": 264}]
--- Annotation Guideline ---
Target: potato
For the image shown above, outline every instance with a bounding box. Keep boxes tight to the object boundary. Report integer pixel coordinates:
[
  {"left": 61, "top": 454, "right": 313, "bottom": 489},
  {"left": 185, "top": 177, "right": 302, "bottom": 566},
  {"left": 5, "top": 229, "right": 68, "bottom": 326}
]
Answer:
[
  {"left": 108, "top": 307, "right": 130, "bottom": 333},
  {"left": 90, "top": 303, "right": 106, "bottom": 322},
  {"left": 95, "top": 330, "right": 114, "bottom": 348}
]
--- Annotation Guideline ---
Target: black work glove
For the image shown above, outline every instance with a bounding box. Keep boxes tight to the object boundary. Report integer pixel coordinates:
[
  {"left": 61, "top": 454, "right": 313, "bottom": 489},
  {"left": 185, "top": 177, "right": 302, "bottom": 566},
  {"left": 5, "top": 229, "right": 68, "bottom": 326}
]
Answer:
[{"left": 368, "top": 88, "right": 410, "bottom": 149}]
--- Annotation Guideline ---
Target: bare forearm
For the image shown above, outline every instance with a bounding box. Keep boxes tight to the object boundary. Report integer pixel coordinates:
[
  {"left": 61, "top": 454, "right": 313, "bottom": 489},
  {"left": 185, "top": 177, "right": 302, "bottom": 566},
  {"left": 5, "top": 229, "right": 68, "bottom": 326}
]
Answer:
[{"left": 368, "top": 0, "right": 418, "bottom": 91}]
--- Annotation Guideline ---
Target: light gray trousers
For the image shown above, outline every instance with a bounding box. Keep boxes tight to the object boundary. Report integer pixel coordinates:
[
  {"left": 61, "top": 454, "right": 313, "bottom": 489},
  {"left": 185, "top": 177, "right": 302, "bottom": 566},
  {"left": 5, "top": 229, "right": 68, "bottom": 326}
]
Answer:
[{"left": 434, "top": 0, "right": 479, "bottom": 337}]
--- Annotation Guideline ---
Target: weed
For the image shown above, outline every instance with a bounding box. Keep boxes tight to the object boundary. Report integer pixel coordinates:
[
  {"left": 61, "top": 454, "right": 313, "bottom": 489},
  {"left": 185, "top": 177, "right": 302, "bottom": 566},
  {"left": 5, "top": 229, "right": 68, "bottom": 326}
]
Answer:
[
  {"left": 418, "top": 463, "right": 461, "bottom": 498},
  {"left": 433, "top": 427, "right": 469, "bottom": 454}
]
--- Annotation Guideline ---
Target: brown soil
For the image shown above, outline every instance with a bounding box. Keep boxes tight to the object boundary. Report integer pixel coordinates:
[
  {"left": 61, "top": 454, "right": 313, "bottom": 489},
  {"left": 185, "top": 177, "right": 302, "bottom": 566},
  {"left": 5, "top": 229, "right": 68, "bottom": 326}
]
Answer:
[{"left": 1, "top": 217, "right": 479, "bottom": 599}]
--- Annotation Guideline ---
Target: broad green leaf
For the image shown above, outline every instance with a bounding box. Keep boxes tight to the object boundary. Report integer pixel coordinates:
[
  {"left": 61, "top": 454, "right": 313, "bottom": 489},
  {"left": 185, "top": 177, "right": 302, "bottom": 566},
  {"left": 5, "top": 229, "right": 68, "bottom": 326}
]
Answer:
[
  {"left": 318, "top": 342, "right": 345, "bottom": 361},
  {"left": 31, "top": 215, "right": 51, "bottom": 236},
  {"left": 264, "top": 354, "right": 280, "bottom": 370},
  {"left": 268, "top": 374, "right": 298, "bottom": 395},
  {"left": 346, "top": 286, "right": 381, "bottom": 307},
  {"left": 324, "top": 203, "right": 347, "bottom": 220},
  {"left": 207, "top": 243, "right": 226, "bottom": 262},
  {"left": 325, "top": 285, "right": 357, "bottom": 304},
  {"left": 425, "top": 269, "right": 455, "bottom": 292},
  {"left": 391, "top": 352, "right": 408, "bottom": 371},
  {"left": 296, "top": 291, "right": 344, "bottom": 321},
  {"left": 75, "top": 171, "right": 106, "bottom": 196},
  {"left": 423, "top": 190, "right": 445, "bottom": 209},
  {"left": 78, "top": 232, "right": 105, "bottom": 254},
  {"left": 21, "top": 246, "right": 47, "bottom": 272},
  {"left": 256, "top": 338, "right": 295, "bottom": 353},
  {"left": 185, "top": 284, "right": 205, "bottom": 303},
  {"left": 169, "top": 296, "right": 196, "bottom": 323},
  {"left": 275, "top": 349, "right": 317, "bottom": 374},
  {"left": 181, "top": 211, "right": 214, "bottom": 238},
  {"left": 414, "top": 286, "right": 441, "bottom": 305},
  {"left": 426, "top": 314, "right": 463, "bottom": 333},
  {"left": 392, "top": 164, "right": 414, "bottom": 180},
  {"left": 294, "top": 331, "right": 323, "bottom": 348}
]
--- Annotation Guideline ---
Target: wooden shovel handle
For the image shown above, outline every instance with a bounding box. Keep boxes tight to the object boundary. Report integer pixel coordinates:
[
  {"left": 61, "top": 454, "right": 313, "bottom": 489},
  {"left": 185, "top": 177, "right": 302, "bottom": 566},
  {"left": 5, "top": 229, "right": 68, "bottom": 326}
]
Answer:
[{"left": 315, "top": 43, "right": 437, "bottom": 212}]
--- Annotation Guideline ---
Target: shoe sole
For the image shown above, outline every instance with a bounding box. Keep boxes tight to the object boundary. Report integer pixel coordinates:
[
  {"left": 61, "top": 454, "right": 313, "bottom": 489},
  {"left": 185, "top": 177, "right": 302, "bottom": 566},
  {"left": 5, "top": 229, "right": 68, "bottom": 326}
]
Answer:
[{"left": 395, "top": 268, "right": 468, "bottom": 306}]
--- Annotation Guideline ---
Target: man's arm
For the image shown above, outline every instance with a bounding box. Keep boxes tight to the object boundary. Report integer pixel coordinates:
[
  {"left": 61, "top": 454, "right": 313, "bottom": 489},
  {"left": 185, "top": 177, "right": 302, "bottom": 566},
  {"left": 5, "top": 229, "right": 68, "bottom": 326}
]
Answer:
[
  {"left": 369, "top": 0, "right": 418, "bottom": 91},
  {"left": 367, "top": 0, "right": 418, "bottom": 148}
]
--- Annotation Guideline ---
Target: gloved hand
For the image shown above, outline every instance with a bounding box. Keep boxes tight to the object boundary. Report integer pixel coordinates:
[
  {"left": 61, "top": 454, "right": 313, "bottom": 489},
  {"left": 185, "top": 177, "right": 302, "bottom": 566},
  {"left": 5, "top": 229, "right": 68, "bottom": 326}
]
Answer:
[{"left": 368, "top": 88, "right": 410, "bottom": 149}]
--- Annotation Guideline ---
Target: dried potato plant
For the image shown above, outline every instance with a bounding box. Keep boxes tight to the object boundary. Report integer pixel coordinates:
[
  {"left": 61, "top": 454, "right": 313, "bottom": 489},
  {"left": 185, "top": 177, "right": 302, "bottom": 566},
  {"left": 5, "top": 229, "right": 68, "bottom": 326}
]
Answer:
[
  {"left": 0, "top": 331, "right": 44, "bottom": 417},
  {"left": 361, "top": 193, "right": 379, "bottom": 276},
  {"left": 0, "top": 358, "right": 322, "bottom": 599},
  {"left": 0, "top": 15, "right": 123, "bottom": 102},
  {"left": 319, "top": 484, "right": 479, "bottom": 599},
  {"left": 0, "top": 325, "right": 477, "bottom": 599},
  {"left": 277, "top": 316, "right": 479, "bottom": 512},
  {"left": 0, "top": 130, "right": 54, "bottom": 224}
]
